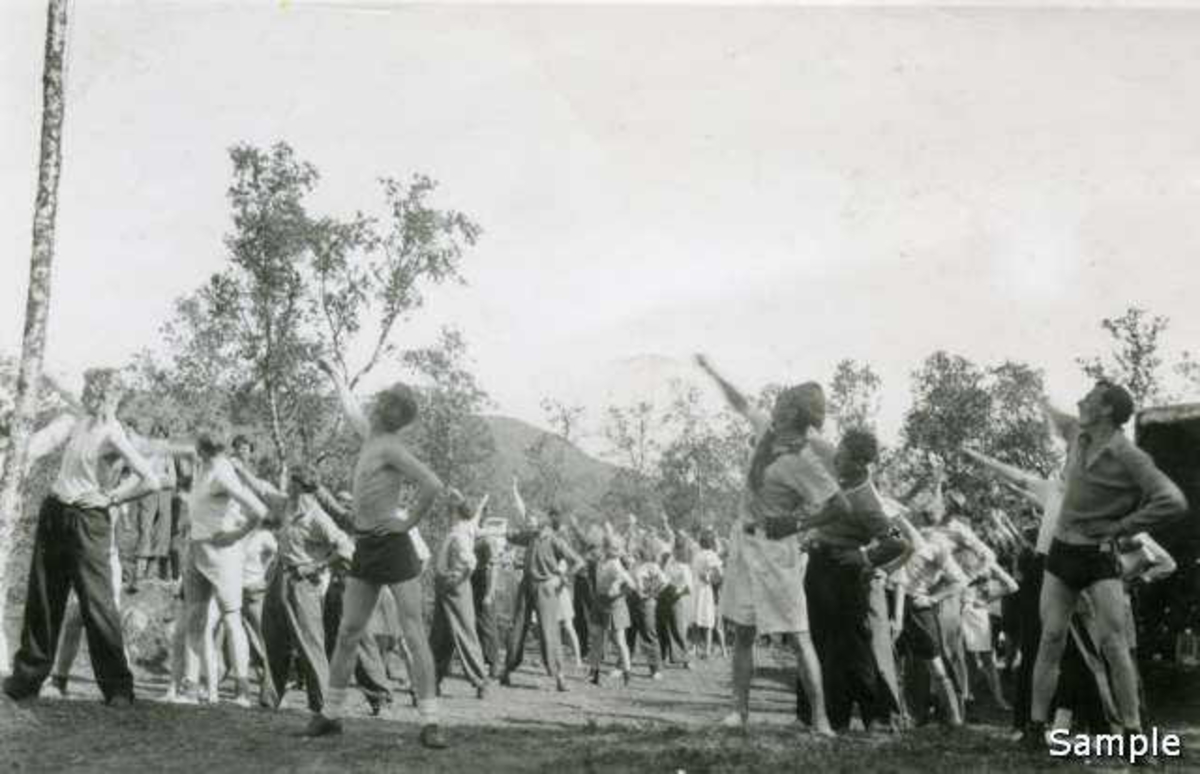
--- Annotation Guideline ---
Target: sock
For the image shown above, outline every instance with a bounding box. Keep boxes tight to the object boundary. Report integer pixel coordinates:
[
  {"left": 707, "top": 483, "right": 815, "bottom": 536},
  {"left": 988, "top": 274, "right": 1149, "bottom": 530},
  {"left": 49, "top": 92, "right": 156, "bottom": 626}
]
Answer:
[
  {"left": 324, "top": 687, "right": 349, "bottom": 719},
  {"left": 417, "top": 697, "right": 441, "bottom": 726}
]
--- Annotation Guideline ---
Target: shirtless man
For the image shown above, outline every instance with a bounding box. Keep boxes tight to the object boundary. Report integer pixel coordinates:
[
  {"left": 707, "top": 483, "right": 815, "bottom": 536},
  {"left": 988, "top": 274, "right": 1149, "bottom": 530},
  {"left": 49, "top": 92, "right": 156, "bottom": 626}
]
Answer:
[{"left": 306, "top": 358, "right": 453, "bottom": 749}]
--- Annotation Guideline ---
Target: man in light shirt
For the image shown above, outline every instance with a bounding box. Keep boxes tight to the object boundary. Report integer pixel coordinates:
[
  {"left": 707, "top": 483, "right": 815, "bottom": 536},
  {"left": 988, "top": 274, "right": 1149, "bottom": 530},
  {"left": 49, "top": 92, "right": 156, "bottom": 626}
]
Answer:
[{"left": 430, "top": 494, "right": 490, "bottom": 698}]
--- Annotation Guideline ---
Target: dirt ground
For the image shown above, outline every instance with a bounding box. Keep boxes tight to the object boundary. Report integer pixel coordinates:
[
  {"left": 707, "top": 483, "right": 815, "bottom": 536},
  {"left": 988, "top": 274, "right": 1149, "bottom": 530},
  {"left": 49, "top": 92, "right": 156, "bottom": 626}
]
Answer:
[{"left": 3, "top": 642, "right": 1198, "bottom": 773}]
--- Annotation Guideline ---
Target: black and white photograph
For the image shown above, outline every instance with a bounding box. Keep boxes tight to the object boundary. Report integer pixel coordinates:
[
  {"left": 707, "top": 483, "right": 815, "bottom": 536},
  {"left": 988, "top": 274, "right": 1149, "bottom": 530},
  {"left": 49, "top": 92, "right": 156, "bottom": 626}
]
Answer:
[{"left": 2, "top": 1, "right": 1198, "bottom": 771}]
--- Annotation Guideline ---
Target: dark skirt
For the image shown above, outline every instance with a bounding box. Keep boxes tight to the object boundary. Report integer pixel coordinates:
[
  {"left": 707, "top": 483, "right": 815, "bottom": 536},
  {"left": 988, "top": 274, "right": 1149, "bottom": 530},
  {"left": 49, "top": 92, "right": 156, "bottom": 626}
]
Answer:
[{"left": 349, "top": 531, "right": 424, "bottom": 586}]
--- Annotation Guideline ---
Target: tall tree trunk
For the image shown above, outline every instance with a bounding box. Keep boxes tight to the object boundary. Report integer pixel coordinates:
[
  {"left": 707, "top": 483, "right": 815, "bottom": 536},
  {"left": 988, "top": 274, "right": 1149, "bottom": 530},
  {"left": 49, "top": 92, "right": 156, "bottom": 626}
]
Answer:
[
  {"left": 265, "top": 381, "right": 288, "bottom": 489},
  {"left": 0, "top": 0, "right": 71, "bottom": 668}
]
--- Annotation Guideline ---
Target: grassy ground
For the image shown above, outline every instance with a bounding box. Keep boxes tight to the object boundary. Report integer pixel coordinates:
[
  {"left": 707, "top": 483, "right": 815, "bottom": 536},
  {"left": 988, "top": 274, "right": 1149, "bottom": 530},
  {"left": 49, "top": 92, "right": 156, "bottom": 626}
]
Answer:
[{"left": 3, "top": 646, "right": 1198, "bottom": 773}]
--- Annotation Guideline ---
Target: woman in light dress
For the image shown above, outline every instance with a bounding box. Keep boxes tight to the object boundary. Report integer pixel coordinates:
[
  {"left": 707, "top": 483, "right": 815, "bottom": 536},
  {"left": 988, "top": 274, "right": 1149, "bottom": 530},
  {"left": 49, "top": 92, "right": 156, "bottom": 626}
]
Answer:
[{"left": 696, "top": 355, "right": 842, "bottom": 735}]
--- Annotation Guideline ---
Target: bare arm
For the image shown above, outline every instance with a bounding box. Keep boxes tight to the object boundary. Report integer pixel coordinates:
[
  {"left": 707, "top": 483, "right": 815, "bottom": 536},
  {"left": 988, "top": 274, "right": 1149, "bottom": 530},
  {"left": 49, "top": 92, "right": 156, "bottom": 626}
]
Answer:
[
  {"left": 695, "top": 354, "right": 769, "bottom": 435},
  {"left": 26, "top": 414, "right": 75, "bottom": 464},
  {"left": 963, "top": 448, "right": 1045, "bottom": 492},
  {"left": 231, "top": 458, "right": 288, "bottom": 509},
  {"left": 511, "top": 476, "right": 528, "bottom": 523},
  {"left": 318, "top": 357, "right": 370, "bottom": 440},
  {"left": 105, "top": 424, "right": 163, "bottom": 504},
  {"left": 1041, "top": 397, "right": 1079, "bottom": 444},
  {"left": 380, "top": 440, "right": 445, "bottom": 530}
]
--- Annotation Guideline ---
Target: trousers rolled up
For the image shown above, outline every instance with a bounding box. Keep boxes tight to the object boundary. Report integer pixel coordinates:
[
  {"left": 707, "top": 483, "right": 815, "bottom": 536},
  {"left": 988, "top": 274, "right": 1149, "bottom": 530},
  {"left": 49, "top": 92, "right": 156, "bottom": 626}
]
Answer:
[
  {"left": 806, "top": 548, "right": 885, "bottom": 729},
  {"left": 6, "top": 497, "right": 134, "bottom": 702},
  {"left": 504, "top": 578, "right": 563, "bottom": 678},
  {"left": 430, "top": 577, "right": 488, "bottom": 688}
]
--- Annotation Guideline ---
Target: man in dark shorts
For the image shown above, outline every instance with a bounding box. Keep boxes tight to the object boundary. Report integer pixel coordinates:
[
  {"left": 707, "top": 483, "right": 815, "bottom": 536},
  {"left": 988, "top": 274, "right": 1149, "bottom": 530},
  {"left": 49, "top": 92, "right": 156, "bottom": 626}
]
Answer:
[
  {"left": 1024, "top": 382, "right": 1186, "bottom": 750},
  {"left": 306, "top": 358, "right": 456, "bottom": 749}
]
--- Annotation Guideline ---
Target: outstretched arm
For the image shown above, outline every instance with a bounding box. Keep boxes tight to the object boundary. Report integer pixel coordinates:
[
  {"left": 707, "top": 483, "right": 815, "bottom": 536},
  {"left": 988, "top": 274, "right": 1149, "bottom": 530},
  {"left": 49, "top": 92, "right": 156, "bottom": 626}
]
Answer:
[
  {"left": 231, "top": 458, "right": 288, "bottom": 510},
  {"left": 1041, "top": 397, "right": 1079, "bottom": 444},
  {"left": 511, "top": 476, "right": 528, "bottom": 522},
  {"left": 25, "top": 414, "right": 75, "bottom": 464},
  {"left": 963, "top": 448, "right": 1044, "bottom": 492},
  {"left": 694, "top": 354, "right": 769, "bottom": 434},
  {"left": 318, "top": 357, "right": 370, "bottom": 440}
]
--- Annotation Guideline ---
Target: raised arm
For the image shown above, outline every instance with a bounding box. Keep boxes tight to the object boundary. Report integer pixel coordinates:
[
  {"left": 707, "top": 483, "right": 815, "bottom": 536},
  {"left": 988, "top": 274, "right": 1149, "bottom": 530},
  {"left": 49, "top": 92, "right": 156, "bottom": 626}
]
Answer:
[
  {"left": 25, "top": 414, "right": 75, "bottom": 464},
  {"left": 695, "top": 354, "right": 769, "bottom": 434},
  {"left": 1041, "top": 397, "right": 1079, "bottom": 444},
  {"left": 318, "top": 357, "right": 370, "bottom": 440},
  {"left": 511, "top": 475, "right": 528, "bottom": 522},
  {"left": 963, "top": 448, "right": 1044, "bottom": 493},
  {"left": 471, "top": 492, "right": 491, "bottom": 529}
]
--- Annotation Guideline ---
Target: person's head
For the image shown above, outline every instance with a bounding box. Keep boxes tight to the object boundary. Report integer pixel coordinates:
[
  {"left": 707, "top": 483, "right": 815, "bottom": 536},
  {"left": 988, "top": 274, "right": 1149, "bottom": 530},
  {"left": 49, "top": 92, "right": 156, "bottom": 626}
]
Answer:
[
  {"left": 150, "top": 422, "right": 170, "bottom": 439},
  {"left": 547, "top": 506, "right": 564, "bottom": 531},
  {"left": 699, "top": 529, "right": 716, "bottom": 551},
  {"left": 772, "top": 382, "right": 826, "bottom": 435},
  {"left": 370, "top": 382, "right": 419, "bottom": 435},
  {"left": 748, "top": 381, "right": 826, "bottom": 493},
  {"left": 602, "top": 532, "right": 624, "bottom": 559},
  {"left": 231, "top": 434, "right": 255, "bottom": 462},
  {"left": 834, "top": 427, "right": 879, "bottom": 482},
  {"left": 81, "top": 368, "right": 125, "bottom": 418},
  {"left": 195, "top": 422, "right": 231, "bottom": 462},
  {"left": 288, "top": 463, "right": 320, "bottom": 498},
  {"left": 1077, "top": 379, "right": 1135, "bottom": 430}
]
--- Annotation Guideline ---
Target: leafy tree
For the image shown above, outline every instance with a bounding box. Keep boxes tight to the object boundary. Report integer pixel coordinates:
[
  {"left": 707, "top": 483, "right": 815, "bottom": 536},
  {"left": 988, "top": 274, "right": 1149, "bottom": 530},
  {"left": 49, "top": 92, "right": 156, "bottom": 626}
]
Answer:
[
  {"left": 522, "top": 399, "right": 586, "bottom": 511},
  {"left": 828, "top": 358, "right": 883, "bottom": 433},
  {"left": 1077, "top": 306, "right": 1170, "bottom": 407},
  {"left": 600, "top": 400, "right": 662, "bottom": 520},
  {"left": 655, "top": 383, "right": 745, "bottom": 532},
  {"left": 142, "top": 142, "right": 481, "bottom": 482}
]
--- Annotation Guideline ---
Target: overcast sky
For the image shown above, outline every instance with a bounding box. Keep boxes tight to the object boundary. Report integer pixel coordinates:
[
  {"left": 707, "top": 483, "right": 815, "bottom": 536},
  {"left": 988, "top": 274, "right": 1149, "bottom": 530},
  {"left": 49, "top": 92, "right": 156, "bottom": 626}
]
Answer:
[{"left": 4, "top": 1, "right": 1200, "bottom": 447}]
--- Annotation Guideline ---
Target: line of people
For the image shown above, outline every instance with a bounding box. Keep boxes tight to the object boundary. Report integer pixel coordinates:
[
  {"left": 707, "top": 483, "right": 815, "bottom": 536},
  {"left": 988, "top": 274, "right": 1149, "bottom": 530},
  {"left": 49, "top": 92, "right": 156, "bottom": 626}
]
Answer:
[{"left": 3, "top": 357, "right": 1189, "bottom": 761}]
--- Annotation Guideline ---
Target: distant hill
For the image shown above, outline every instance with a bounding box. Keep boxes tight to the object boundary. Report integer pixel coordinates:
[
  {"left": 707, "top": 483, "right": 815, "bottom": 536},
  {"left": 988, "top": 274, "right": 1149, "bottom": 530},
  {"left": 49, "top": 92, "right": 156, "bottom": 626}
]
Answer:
[{"left": 477, "top": 414, "right": 619, "bottom": 521}]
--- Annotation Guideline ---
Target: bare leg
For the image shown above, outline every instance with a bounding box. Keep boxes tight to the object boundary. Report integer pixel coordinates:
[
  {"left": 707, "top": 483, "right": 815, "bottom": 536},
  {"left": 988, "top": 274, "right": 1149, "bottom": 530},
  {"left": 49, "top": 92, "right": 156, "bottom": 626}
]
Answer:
[
  {"left": 325, "top": 578, "right": 383, "bottom": 716},
  {"left": 1030, "top": 572, "right": 1078, "bottom": 724},
  {"left": 562, "top": 621, "right": 583, "bottom": 668},
  {"left": 1087, "top": 580, "right": 1142, "bottom": 730},
  {"left": 388, "top": 580, "right": 436, "bottom": 715},
  {"left": 793, "top": 631, "right": 834, "bottom": 736},
  {"left": 730, "top": 623, "right": 755, "bottom": 723},
  {"left": 978, "top": 652, "right": 1010, "bottom": 709},
  {"left": 703, "top": 626, "right": 713, "bottom": 658},
  {"left": 929, "top": 656, "right": 963, "bottom": 726}
]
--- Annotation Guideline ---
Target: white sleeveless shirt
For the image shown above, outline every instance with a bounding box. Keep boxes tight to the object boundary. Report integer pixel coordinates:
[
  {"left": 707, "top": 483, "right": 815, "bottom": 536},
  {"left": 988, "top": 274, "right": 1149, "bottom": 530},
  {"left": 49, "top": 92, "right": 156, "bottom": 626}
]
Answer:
[
  {"left": 51, "top": 418, "right": 122, "bottom": 504},
  {"left": 187, "top": 457, "right": 245, "bottom": 541}
]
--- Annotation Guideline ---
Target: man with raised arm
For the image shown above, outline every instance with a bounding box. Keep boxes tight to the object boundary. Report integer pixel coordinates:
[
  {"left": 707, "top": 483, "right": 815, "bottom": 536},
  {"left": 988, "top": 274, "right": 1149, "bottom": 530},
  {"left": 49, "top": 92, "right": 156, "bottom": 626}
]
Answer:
[
  {"left": 308, "top": 357, "right": 454, "bottom": 749},
  {"left": 499, "top": 477, "right": 585, "bottom": 692},
  {"left": 1022, "top": 381, "right": 1186, "bottom": 751}
]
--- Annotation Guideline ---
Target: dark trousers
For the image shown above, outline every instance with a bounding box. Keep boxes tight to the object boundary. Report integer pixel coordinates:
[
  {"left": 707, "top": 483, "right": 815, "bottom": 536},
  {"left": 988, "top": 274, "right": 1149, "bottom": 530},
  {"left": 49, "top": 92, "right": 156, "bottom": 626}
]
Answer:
[
  {"left": 6, "top": 497, "right": 134, "bottom": 702},
  {"left": 1013, "top": 553, "right": 1044, "bottom": 729},
  {"left": 322, "top": 574, "right": 392, "bottom": 705},
  {"left": 503, "top": 578, "right": 562, "bottom": 679},
  {"left": 262, "top": 569, "right": 330, "bottom": 712},
  {"left": 1055, "top": 621, "right": 1111, "bottom": 733},
  {"left": 472, "top": 578, "right": 499, "bottom": 673},
  {"left": 431, "top": 577, "right": 488, "bottom": 688},
  {"left": 656, "top": 588, "right": 689, "bottom": 665},
  {"left": 806, "top": 548, "right": 884, "bottom": 729},
  {"left": 626, "top": 594, "right": 661, "bottom": 671}
]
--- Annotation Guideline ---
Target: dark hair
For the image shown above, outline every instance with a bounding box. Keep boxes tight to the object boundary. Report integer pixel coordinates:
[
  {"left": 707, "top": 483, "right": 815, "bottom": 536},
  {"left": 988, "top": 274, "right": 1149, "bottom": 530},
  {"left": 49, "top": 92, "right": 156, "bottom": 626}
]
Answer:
[
  {"left": 1095, "top": 379, "right": 1135, "bottom": 427},
  {"left": 747, "top": 383, "right": 823, "bottom": 493},
  {"left": 231, "top": 434, "right": 254, "bottom": 452},
  {"left": 151, "top": 422, "right": 170, "bottom": 439},
  {"left": 840, "top": 427, "right": 879, "bottom": 466},
  {"left": 699, "top": 530, "right": 716, "bottom": 551},
  {"left": 372, "top": 383, "right": 419, "bottom": 433},
  {"left": 289, "top": 463, "right": 319, "bottom": 494},
  {"left": 196, "top": 423, "right": 230, "bottom": 461}
]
